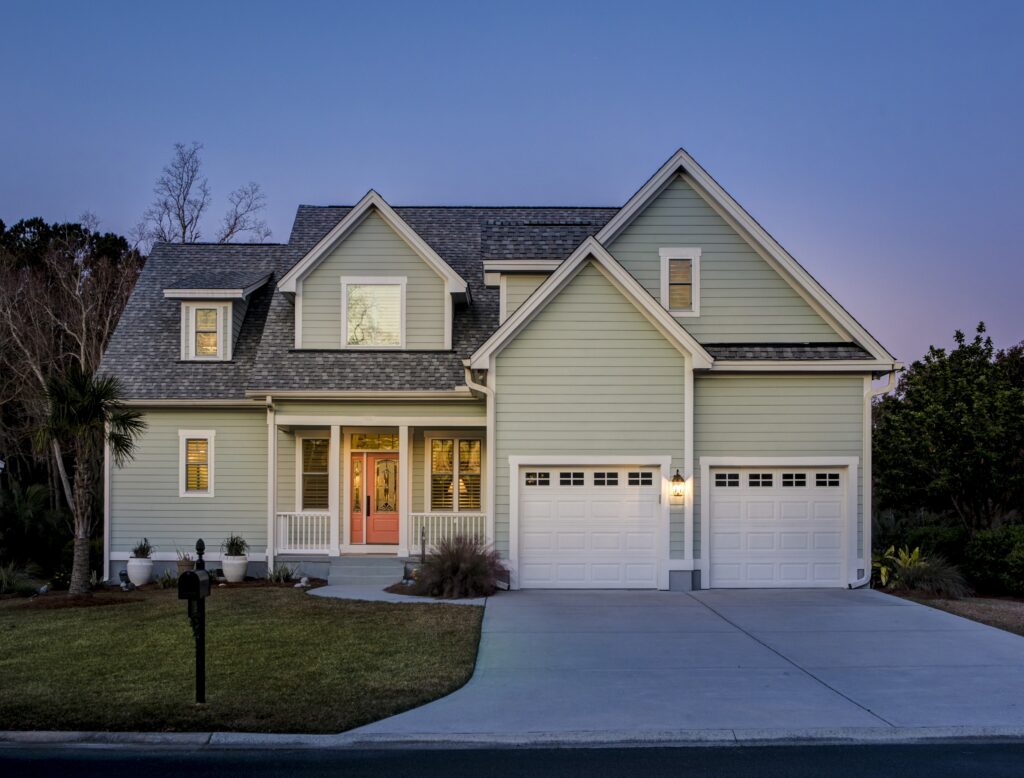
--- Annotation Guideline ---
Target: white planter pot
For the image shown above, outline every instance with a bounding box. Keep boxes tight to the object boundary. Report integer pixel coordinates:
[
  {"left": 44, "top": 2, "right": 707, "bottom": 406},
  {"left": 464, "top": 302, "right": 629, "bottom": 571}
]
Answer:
[
  {"left": 222, "top": 556, "right": 248, "bottom": 583},
  {"left": 126, "top": 558, "right": 154, "bottom": 586}
]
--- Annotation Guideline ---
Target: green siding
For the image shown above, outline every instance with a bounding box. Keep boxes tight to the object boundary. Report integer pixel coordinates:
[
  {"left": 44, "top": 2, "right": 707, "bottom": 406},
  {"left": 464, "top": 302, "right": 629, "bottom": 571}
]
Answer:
[
  {"left": 608, "top": 175, "right": 841, "bottom": 343},
  {"left": 693, "top": 374, "right": 865, "bottom": 558},
  {"left": 109, "top": 410, "right": 267, "bottom": 553},
  {"left": 503, "top": 274, "right": 547, "bottom": 319},
  {"left": 494, "top": 261, "right": 687, "bottom": 557},
  {"left": 299, "top": 211, "right": 446, "bottom": 349}
]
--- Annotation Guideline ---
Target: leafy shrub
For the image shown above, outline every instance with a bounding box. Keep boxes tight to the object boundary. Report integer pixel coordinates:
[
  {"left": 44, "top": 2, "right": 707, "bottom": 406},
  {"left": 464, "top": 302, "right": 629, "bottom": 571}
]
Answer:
[
  {"left": 873, "top": 546, "right": 970, "bottom": 599},
  {"left": 965, "top": 526, "right": 1024, "bottom": 596},
  {"left": 131, "top": 538, "right": 154, "bottom": 559},
  {"left": 873, "top": 519, "right": 970, "bottom": 567},
  {"left": 222, "top": 534, "right": 248, "bottom": 556},
  {"left": 414, "top": 536, "right": 505, "bottom": 599},
  {"left": 267, "top": 564, "right": 297, "bottom": 583},
  {"left": 0, "top": 562, "right": 35, "bottom": 596}
]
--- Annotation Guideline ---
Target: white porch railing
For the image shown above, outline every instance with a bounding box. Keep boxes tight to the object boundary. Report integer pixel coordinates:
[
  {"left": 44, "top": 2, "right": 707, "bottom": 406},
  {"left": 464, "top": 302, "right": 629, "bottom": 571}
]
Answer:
[
  {"left": 410, "top": 512, "right": 487, "bottom": 551},
  {"left": 276, "top": 512, "right": 331, "bottom": 554}
]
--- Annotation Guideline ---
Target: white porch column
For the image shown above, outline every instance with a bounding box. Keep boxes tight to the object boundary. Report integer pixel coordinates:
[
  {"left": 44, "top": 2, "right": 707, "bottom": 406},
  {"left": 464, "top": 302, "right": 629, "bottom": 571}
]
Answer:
[
  {"left": 398, "top": 424, "right": 411, "bottom": 556},
  {"left": 266, "top": 406, "right": 277, "bottom": 571},
  {"left": 329, "top": 424, "right": 341, "bottom": 556}
]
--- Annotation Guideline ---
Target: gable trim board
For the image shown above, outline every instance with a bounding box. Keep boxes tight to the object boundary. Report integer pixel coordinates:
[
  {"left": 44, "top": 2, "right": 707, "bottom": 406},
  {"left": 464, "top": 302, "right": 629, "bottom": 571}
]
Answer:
[
  {"left": 278, "top": 190, "right": 468, "bottom": 297},
  {"left": 470, "top": 237, "right": 715, "bottom": 371},
  {"left": 698, "top": 456, "right": 860, "bottom": 588},
  {"left": 597, "top": 149, "right": 895, "bottom": 364}
]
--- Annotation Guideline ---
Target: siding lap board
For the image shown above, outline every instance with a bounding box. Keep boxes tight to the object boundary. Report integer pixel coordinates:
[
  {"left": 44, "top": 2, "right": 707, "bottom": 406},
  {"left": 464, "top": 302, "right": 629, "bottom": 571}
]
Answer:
[
  {"left": 494, "top": 261, "right": 687, "bottom": 558},
  {"left": 503, "top": 274, "right": 548, "bottom": 320},
  {"left": 300, "top": 211, "right": 446, "bottom": 349},
  {"left": 110, "top": 410, "right": 267, "bottom": 553},
  {"left": 607, "top": 176, "right": 841, "bottom": 343}
]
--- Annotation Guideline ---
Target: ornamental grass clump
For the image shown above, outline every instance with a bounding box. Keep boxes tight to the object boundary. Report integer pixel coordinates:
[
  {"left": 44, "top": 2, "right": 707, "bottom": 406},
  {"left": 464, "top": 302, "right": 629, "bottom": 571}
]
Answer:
[
  {"left": 873, "top": 545, "right": 970, "bottom": 599},
  {"left": 416, "top": 536, "right": 504, "bottom": 599}
]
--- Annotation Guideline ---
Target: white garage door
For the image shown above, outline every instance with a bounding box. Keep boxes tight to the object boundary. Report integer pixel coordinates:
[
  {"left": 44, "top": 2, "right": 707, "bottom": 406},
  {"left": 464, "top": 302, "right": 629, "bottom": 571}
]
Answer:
[
  {"left": 518, "top": 466, "right": 660, "bottom": 588},
  {"left": 709, "top": 467, "right": 847, "bottom": 588}
]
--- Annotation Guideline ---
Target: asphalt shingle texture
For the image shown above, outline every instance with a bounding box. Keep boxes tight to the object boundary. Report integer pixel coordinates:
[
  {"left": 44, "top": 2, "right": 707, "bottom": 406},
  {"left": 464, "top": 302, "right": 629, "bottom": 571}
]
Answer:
[{"left": 100, "top": 205, "right": 876, "bottom": 400}]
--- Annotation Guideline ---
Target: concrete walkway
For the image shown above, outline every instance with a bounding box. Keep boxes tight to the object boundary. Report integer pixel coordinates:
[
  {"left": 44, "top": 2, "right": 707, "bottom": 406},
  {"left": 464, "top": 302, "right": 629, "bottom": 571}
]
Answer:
[
  {"left": 307, "top": 584, "right": 486, "bottom": 606},
  {"left": 350, "top": 588, "right": 1024, "bottom": 740}
]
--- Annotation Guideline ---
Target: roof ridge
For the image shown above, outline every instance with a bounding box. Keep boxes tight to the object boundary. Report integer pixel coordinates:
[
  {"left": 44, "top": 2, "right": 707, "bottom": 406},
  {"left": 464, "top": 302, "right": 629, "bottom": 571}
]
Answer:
[{"left": 296, "top": 204, "right": 619, "bottom": 211}]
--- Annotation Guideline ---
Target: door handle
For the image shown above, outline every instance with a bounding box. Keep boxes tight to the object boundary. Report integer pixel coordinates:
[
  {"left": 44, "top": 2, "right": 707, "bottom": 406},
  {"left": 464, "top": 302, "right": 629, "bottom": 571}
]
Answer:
[{"left": 366, "top": 495, "right": 370, "bottom": 515}]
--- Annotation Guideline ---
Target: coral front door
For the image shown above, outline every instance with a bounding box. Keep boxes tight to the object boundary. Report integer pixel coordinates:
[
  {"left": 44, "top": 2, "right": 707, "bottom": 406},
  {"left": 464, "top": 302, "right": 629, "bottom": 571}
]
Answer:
[{"left": 351, "top": 453, "right": 399, "bottom": 545}]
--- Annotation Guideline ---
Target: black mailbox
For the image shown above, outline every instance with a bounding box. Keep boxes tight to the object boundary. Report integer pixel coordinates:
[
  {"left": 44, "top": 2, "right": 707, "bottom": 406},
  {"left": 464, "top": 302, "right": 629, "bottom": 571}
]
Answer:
[{"left": 178, "top": 569, "right": 211, "bottom": 600}]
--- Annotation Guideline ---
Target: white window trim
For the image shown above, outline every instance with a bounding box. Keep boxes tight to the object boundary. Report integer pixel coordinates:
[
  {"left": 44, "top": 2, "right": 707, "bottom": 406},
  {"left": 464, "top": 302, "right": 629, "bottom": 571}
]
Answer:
[
  {"left": 424, "top": 432, "right": 484, "bottom": 513},
  {"left": 659, "top": 247, "right": 701, "bottom": 317},
  {"left": 295, "top": 430, "right": 330, "bottom": 512},
  {"left": 180, "top": 301, "right": 232, "bottom": 361},
  {"left": 179, "top": 430, "right": 215, "bottom": 498},
  {"left": 340, "top": 276, "right": 407, "bottom": 349}
]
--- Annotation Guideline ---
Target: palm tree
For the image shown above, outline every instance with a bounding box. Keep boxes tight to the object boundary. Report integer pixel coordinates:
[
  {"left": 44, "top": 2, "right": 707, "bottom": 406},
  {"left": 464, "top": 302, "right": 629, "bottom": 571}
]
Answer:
[{"left": 37, "top": 367, "right": 145, "bottom": 594}]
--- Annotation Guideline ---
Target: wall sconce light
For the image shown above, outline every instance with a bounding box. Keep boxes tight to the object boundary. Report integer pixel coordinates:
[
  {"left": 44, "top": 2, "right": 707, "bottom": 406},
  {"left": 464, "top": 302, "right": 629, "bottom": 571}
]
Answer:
[{"left": 671, "top": 469, "right": 686, "bottom": 500}]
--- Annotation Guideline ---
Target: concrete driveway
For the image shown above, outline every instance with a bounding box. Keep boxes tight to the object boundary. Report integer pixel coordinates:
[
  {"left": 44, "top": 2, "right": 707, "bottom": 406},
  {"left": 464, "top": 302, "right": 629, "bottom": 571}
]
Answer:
[{"left": 351, "top": 589, "right": 1024, "bottom": 741}]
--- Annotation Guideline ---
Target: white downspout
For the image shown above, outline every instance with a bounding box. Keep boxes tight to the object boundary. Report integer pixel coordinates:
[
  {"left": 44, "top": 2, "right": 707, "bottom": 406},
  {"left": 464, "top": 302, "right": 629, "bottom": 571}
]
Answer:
[
  {"left": 849, "top": 367, "right": 901, "bottom": 589},
  {"left": 463, "top": 360, "right": 495, "bottom": 551}
]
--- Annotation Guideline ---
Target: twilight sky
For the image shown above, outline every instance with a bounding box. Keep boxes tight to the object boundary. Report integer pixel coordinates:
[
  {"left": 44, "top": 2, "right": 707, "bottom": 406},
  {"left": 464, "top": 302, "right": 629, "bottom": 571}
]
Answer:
[{"left": 2, "top": 0, "right": 1021, "bottom": 364}]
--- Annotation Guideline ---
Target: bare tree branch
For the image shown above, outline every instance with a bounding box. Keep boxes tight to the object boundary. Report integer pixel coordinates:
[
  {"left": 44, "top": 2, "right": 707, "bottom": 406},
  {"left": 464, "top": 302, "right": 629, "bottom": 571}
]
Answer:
[
  {"left": 217, "top": 181, "right": 271, "bottom": 243},
  {"left": 140, "top": 141, "right": 210, "bottom": 248},
  {"left": 139, "top": 142, "right": 272, "bottom": 250}
]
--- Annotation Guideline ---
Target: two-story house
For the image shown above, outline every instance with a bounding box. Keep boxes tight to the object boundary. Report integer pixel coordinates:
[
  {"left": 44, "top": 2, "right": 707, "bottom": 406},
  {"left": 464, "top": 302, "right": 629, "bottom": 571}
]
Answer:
[{"left": 99, "top": 149, "right": 899, "bottom": 590}]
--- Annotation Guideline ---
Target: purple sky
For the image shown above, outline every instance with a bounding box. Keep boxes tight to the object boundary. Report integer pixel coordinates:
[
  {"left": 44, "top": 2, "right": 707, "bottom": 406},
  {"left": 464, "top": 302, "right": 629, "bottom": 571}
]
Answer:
[{"left": 2, "top": 0, "right": 1022, "bottom": 364}]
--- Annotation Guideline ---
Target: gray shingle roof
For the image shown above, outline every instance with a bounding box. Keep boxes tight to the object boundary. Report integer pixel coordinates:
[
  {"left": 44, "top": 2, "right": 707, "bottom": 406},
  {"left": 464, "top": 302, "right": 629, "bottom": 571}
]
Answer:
[
  {"left": 100, "top": 205, "right": 876, "bottom": 400},
  {"left": 165, "top": 268, "right": 272, "bottom": 293},
  {"left": 704, "top": 343, "right": 873, "bottom": 360}
]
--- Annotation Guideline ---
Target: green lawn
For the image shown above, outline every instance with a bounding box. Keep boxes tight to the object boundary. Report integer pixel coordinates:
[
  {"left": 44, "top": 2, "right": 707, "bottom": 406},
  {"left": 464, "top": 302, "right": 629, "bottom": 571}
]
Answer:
[{"left": 0, "top": 586, "right": 483, "bottom": 733}]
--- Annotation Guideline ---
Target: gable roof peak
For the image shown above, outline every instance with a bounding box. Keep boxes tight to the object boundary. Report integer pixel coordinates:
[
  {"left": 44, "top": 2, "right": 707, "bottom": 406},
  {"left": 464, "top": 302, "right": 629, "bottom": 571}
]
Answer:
[{"left": 277, "top": 188, "right": 468, "bottom": 296}]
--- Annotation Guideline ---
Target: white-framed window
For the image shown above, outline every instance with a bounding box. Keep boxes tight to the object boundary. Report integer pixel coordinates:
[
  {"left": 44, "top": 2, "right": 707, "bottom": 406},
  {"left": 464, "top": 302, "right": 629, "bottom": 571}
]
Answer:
[
  {"left": 659, "top": 247, "right": 701, "bottom": 317},
  {"left": 180, "top": 301, "right": 231, "bottom": 361},
  {"left": 525, "top": 471, "right": 550, "bottom": 486},
  {"left": 426, "top": 434, "right": 482, "bottom": 512},
  {"left": 715, "top": 472, "right": 740, "bottom": 488},
  {"left": 295, "top": 431, "right": 330, "bottom": 511},
  {"left": 179, "top": 430, "right": 215, "bottom": 497},
  {"left": 816, "top": 472, "right": 841, "bottom": 488},
  {"left": 341, "top": 276, "right": 406, "bottom": 348}
]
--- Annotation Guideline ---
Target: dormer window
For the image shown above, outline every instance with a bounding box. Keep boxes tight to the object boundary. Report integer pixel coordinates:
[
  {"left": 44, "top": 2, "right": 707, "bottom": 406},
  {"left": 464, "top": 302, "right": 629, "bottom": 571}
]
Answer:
[
  {"left": 180, "top": 301, "right": 231, "bottom": 361},
  {"left": 194, "top": 308, "right": 220, "bottom": 357},
  {"left": 341, "top": 277, "right": 405, "bottom": 348},
  {"left": 659, "top": 247, "right": 701, "bottom": 317}
]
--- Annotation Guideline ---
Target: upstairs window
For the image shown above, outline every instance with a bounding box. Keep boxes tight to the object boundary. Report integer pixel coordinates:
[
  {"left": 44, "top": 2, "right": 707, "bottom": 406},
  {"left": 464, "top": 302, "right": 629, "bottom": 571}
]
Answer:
[
  {"left": 659, "top": 248, "right": 701, "bottom": 317},
  {"left": 181, "top": 302, "right": 231, "bottom": 360},
  {"left": 342, "top": 278, "right": 405, "bottom": 348}
]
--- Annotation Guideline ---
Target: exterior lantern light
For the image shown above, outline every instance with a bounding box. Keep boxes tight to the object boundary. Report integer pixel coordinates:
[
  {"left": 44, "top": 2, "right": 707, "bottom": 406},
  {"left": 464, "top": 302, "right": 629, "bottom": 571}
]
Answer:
[{"left": 671, "top": 469, "right": 686, "bottom": 500}]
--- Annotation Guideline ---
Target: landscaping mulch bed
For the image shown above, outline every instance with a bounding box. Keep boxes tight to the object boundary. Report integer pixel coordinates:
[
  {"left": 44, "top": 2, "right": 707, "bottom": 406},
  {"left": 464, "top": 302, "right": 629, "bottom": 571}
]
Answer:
[{"left": 908, "top": 595, "right": 1024, "bottom": 637}]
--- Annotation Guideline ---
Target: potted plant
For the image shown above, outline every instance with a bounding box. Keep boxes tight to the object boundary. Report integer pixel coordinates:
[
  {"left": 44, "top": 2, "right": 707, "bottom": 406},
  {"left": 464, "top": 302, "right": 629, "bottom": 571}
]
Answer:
[
  {"left": 176, "top": 549, "right": 194, "bottom": 575},
  {"left": 126, "top": 538, "right": 154, "bottom": 586},
  {"left": 221, "top": 534, "right": 248, "bottom": 583}
]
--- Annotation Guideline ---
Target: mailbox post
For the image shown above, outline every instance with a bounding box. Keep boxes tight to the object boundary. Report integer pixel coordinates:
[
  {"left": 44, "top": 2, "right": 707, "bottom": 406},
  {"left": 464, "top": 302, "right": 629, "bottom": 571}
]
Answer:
[{"left": 178, "top": 539, "right": 211, "bottom": 704}]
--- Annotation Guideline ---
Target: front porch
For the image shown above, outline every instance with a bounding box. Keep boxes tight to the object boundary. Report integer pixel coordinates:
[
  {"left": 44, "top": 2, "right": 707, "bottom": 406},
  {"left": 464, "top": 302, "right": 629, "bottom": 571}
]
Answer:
[{"left": 267, "top": 417, "right": 489, "bottom": 566}]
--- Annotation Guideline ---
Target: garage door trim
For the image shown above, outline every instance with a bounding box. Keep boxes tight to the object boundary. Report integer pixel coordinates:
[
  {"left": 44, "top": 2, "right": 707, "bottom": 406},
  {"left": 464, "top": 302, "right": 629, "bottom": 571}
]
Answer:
[
  {"left": 509, "top": 455, "right": 673, "bottom": 589},
  {"left": 698, "top": 456, "right": 859, "bottom": 588}
]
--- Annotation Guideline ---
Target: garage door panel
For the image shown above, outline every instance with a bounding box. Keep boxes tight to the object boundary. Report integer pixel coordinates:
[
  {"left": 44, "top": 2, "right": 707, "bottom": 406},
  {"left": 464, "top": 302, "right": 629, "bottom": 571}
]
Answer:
[
  {"left": 710, "top": 466, "right": 847, "bottom": 588},
  {"left": 779, "top": 502, "right": 809, "bottom": 520},
  {"left": 556, "top": 532, "right": 586, "bottom": 550},
  {"left": 521, "top": 531, "right": 554, "bottom": 551},
  {"left": 519, "top": 465, "right": 660, "bottom": 589},
  {"left": 746, "top": 502, "right": 775, "bottom": 520}
]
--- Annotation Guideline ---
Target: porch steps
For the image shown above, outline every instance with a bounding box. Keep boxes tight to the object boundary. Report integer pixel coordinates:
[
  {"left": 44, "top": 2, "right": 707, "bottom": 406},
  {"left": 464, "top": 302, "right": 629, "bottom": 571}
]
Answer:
[{"left": 327, "top": 556, "right": 410, "bottom": 587}]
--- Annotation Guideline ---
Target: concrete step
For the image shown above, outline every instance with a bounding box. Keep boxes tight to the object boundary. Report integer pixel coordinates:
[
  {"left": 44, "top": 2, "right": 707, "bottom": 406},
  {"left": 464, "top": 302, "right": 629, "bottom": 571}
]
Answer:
[{"left": 328, "top": 557, "right": 409, "bottom": 586}]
